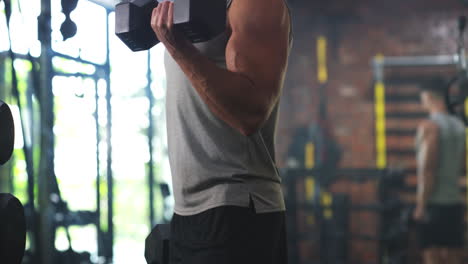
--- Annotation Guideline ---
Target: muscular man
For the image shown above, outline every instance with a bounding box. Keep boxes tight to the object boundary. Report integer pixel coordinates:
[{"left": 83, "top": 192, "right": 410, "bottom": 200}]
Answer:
[
  {"left": 151, "top": 0, "right": 292, "bottom": 263},
  {"left": 414, "top": 80, "right": 466, "bottom": 264}
]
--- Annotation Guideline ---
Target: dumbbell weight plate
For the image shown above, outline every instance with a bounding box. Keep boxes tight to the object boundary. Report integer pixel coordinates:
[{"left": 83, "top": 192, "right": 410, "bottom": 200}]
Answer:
[
  {"left": 445, "top": 73, "right": 468, "bottom": 126},
  {"left": 0, "top": 194, "right": 26, "bottom": 264},
  {"left": 0, "top": 101, "right": 15, "bottom": 165},
  {"left": 115, "top": 0, "right": 226, "bottom": 52},
  {"left": 145, "top": 224, "right": 171, "bottom": 264}
]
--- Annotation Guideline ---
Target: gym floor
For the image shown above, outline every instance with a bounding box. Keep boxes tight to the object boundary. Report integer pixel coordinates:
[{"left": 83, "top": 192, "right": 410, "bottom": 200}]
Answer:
[{"left": 0, "top": 0, "right": 467, "bottom": 264}]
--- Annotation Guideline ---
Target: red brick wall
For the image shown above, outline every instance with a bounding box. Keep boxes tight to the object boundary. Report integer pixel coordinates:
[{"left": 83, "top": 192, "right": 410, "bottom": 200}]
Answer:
[
  {"left": 277, "top": 1, "right": 468, "bottom": 263},
  {"left": 277, "top": 0, "right": 468, "bottom": 167}
]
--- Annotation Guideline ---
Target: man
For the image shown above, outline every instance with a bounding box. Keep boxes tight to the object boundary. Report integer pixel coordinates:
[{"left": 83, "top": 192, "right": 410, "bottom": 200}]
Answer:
[
  {"left": 151, "top": 0, "right": 292, "bottom": 263},
  {"left": 414, "top": 79, "right": 466, "bottom": 264}
]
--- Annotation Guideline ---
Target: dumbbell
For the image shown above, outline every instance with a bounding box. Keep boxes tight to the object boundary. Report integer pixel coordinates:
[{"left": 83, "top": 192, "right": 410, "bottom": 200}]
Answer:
[
  {"left": 115, "top": 0, "right": 226, "bottom": 52},
  {"left": 0, "top": 101, "right": 15, "bottom": 165},
  {"left": 400, "top": 206, "right": 430, "bottom": 231},
  {"left": 145, "top": 224, "right": 171, "bottom": 264},
  {"left": 0, "top": 193, "right": 26, "bottom": 264}
]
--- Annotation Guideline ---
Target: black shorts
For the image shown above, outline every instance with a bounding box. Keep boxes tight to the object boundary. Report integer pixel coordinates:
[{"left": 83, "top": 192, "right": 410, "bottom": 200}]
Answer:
[
  {"left": 170, "top": 201, "right": 288, "bottom": 264},
  {"left": 418, "top": 204, "right": 466, "bottom": 249}
]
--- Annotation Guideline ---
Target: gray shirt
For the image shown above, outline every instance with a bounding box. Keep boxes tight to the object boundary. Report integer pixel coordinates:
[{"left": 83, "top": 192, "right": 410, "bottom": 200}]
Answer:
[
  {"left": 165, "top": 0, "right": 292, "bottom": 215},
  {"left": 416, "top": 112, "right": 465, "bottom": 204}
]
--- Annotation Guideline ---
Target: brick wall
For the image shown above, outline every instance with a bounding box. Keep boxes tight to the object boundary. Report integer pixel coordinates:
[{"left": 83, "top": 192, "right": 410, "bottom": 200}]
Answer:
[
  {"left": 278, "top": 0, "right": 468, "bottom": 167},
  {"left": 278, "top": 1, "right": 468, "bottom": 263}
]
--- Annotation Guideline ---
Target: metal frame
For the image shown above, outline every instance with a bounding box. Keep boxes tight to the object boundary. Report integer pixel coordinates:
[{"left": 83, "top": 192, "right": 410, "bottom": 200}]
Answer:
[
  {"left": 282, "top": 168, "right": 403, "bottom": 264},
  {"left": 371, "top": 18, "right": 468, "bottom": 262},
  {"left": 1, "top": 0, "right": 115, "bottom": 262},
  {"left": 372, "top": 54, "right": 464, "bottom": 82},
  {"left": 146, "top": 51, "right": 157, "bottom": 227},
  {"left": 1, "top": 0, "right": 169, "bottom": 261}
]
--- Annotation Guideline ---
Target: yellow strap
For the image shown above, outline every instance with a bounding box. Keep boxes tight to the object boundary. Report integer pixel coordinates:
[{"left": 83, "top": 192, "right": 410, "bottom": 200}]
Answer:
[
  {"left": 323, "top": 209, "right": 333, "bottom": 219},
  {"left": 305, "top": 177, "right": 315, "bottom": 201},
  {"left": 375, "top": 75, "right": 387, "bottom": 169},
  {"left": 305, "top": 142, "right": 315, "bottom": 169},
  {"left": 321, "top": 191, "right": 333, "bottom": 207},
  {"left": 317, "top": 36, "right": 328, "bottom": 84},
  {"left": 306, "top": 215, "right": 316, "bottom": 225},
  {"left": 321, "top": 191, "right": 333, "bottom": 219}
]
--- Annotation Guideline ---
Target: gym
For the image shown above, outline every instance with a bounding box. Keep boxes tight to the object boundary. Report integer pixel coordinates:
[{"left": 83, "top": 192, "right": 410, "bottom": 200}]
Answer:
[{"left": 0, "top": 0, "right": 467, "bottom": 263}]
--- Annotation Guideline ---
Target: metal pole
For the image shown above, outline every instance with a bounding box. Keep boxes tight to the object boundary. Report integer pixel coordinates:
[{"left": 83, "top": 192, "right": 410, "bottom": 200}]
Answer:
[
  {"left": 94, "top": 78, "right": 104, "bottom": 258},
  {"left": 104, "top": 10, "right": 114, "bottom": 262},
  {"left": 146, "top": 51, "right": 156, "bottom": 227},
  {"left": 373, "top": 55, "right": 459, "bottom": 68},
  {"left": 38, "top": 0, "right": 56, "bottom": 262},
  {"left": 0, "top": 57, "right": 12, "bottom": 193},
  {"left": 373, "top": 57, "right": 386, "bottom": 264}
]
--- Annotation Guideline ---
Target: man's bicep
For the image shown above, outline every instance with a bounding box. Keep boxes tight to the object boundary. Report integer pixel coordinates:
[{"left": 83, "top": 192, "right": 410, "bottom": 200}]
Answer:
[
  {"left": 425, "top": 124, "right": 439, "bottom": 149},
  {"left": 225, "top": 35, "right": 287, "bottom": 84}
]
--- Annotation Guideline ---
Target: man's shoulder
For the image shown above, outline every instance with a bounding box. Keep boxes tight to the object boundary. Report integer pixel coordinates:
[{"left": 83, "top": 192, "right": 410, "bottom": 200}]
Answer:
[{"left": 418, "top": 119, "right": 439, "bottom": 136}]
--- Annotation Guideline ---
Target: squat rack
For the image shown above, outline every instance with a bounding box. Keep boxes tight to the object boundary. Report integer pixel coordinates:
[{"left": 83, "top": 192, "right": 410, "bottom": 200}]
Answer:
[
  {"left": 1, "top": 0, "right": 115, "bottom": 261},
  {"left": 372, "top": 15, "right": 468, "bottom": 177}
]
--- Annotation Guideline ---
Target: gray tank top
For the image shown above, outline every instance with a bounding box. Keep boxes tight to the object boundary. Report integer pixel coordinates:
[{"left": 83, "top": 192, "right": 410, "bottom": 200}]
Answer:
[
  {"left": 165, "top": 0, "right": 292, "bottom": 215},
  {"left": 416, "top": 112, "right": 465, "bottom": 204}
]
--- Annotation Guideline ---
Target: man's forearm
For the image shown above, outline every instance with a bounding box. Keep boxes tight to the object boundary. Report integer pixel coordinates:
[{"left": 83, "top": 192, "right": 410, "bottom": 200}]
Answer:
[
  {"left": 417, "top": 172, "right": 434, "bottom": 208},
  {"left": 416, "top": 122, "right": 439, "bottom": 210},
  {"left": 165, "top": 38, "right": 268, "bottom": 135}
]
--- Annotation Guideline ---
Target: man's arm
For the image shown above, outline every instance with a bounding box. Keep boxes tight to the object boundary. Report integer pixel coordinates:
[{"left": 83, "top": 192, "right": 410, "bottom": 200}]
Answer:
[
  {"left": 415, "top": 121, "right": 439, "bottom": 215},
  {"left": 151, "top": 0, "right": 291, "bottom": 136}
]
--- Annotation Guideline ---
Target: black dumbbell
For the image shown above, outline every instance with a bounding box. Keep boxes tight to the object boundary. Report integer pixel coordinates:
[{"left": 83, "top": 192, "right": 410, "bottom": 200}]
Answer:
[
  {"left": 0, "top": 193, "right": 26, "bottom": 264},
  {"left": 115, "top": 0, "right": 226, "bottom": 52},
  {"left": 145, "top": 224, "right": 171, "bottom": 264},
  {"left": 0, "top": 101, "right": 15, "bottom": 166},
  {"left": 400, "top": 206, "right": 431, "bottom": 231}
]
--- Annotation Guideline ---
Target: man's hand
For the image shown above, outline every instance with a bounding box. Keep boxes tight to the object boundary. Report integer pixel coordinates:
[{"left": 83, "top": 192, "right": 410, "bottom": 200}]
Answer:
[{"left": 150, "top": 1, "right": 189, "bottom": 53}]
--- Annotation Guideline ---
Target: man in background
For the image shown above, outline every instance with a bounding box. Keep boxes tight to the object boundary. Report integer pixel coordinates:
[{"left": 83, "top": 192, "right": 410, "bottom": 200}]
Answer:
[{"left": 414, "top": 79, "right": 466, "bottom": 264}]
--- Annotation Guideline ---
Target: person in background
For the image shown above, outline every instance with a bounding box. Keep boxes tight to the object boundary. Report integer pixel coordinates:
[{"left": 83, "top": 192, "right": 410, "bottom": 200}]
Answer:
[{"left": 414, "top": 79, "right": 466, "bottom": 264}]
